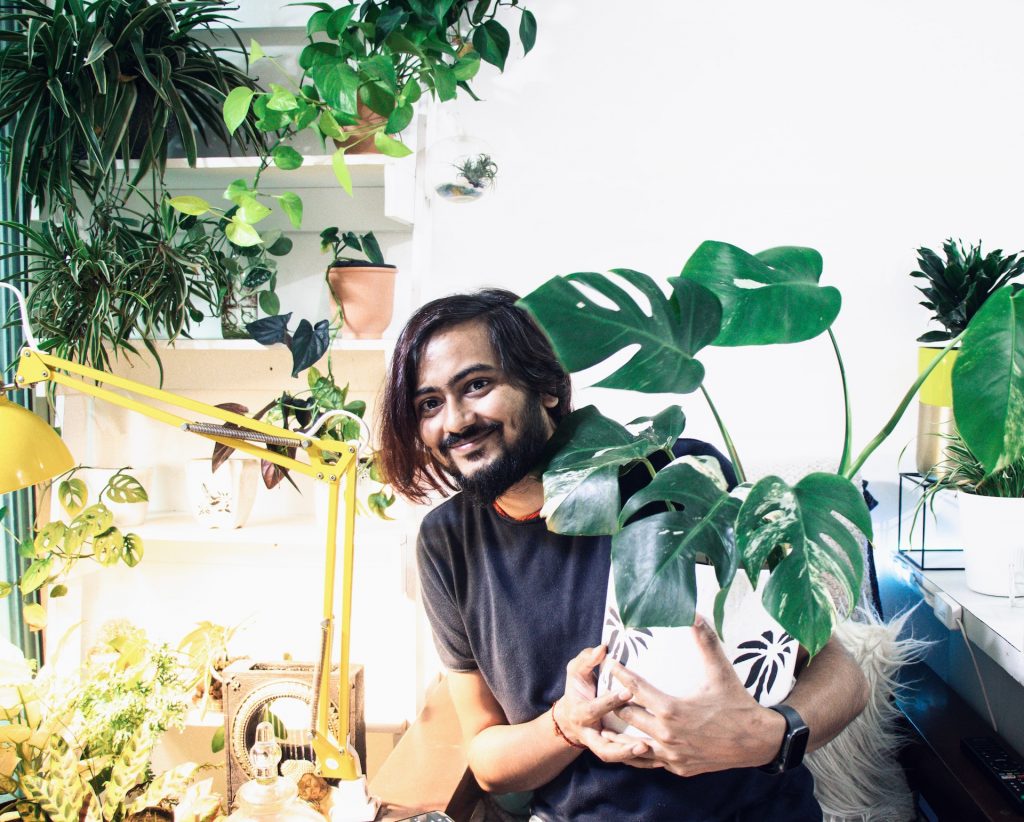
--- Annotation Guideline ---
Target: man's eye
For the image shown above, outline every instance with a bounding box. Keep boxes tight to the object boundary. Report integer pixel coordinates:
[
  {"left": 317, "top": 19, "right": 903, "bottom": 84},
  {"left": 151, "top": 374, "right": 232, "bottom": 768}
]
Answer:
[
  {"left": 419, "top": 398, "right": 440, "bottom": 415},
  {"left": 468, "top": 379, "right": 489, "bottom": 392}
]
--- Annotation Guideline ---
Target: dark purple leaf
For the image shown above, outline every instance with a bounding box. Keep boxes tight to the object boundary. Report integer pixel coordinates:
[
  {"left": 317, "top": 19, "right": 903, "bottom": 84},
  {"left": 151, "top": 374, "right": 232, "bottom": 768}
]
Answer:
[{"left": 247, "top": 313, "right": 293, "bottom": 346}]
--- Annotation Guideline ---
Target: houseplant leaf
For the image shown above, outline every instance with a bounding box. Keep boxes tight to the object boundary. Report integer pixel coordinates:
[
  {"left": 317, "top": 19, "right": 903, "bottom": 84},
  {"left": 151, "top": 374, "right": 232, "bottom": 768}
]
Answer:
[
  {"left": 58, "top": 478, "right": 88, "bottom": 516},
  {"left": 289, "top": 319, "right": 331, "bottom": 377},
  {"left": 104, "top": 472, "right": 148, "bottom": 504},
  {"left": 519, "top": 270, "right": 721, "bottom": 394},
  {"left": 736, "top": 472, "right": 869, "bottom": 656},
  {"left": 676, "top": 242, "right": 841, "bottom": 346},
  {"left": 952, "top": 284, "right": 1024, "bottom": 475},
  {"left": 540, "top": 406, "right": 686, "bottom": 535},
  {"left": 612, "top": 462, "right": 741, "bottom": 628}
]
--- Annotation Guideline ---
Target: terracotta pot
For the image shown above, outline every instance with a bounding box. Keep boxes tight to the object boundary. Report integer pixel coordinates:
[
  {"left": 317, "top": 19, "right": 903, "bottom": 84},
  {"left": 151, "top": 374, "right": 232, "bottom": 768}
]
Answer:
[
  {"left": 326, "top": 263, "right": 398, "bottom": 339},
  {"left": 332, "top": 103, "right": 388, "bottom": 155}
]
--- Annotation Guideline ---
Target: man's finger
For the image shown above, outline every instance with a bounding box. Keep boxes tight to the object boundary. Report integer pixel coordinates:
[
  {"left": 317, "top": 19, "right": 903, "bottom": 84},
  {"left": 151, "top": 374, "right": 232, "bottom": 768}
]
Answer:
[
  {"left": 690, "top": 613, "right": 739, "bottom": 684},
  {"left": 578, "top": 727, "right": 650, "bottom": 762},
  {"left": 610, "top": 702, "right": 661, "bottom": 738},
  {"left": 608, "top": 661, "right": 673, "bottom": 715},
  {"left": 577, "top": 686, "right": 633, "bottom": 724},
  {"left": 566, "top": 646, "right": 606, "bottom": 698}
]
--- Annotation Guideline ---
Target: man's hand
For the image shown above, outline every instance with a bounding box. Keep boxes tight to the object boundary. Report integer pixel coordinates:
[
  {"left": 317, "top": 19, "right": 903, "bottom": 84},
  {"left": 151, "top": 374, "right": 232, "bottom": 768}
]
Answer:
[
  {"left": 553, "top": 645, "right": 655, "bottom": 764},
  {"left": 602, "top": 614, "right": 785, "bottom": 777}
]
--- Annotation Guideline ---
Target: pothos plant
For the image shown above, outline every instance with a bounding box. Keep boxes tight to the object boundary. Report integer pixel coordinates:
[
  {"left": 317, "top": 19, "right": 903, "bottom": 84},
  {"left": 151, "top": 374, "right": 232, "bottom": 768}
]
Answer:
[
  {"left": 519, "top": 241, "right": 1024, "bottom": 656},
  {"left": 210, "top": 312, "right": 396, "bottom": 518},
  {"left": 170, "top": 0, "right": 537, "bottom": 245},
  {"left": 0, "top": 467, "right": 147, "bottom": 632}
]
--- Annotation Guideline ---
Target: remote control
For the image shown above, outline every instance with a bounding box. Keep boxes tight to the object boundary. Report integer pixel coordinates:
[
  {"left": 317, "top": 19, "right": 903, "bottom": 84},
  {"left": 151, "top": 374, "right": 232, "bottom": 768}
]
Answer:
[{"left": 960, "top": 735, "right": 1024, "bottom": 812}]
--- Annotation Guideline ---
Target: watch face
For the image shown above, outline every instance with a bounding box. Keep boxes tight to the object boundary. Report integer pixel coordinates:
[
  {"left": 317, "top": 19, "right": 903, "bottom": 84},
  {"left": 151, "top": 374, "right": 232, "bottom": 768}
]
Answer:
[{"left": 785, "top": 725, "right": 810, "bottom": 770}]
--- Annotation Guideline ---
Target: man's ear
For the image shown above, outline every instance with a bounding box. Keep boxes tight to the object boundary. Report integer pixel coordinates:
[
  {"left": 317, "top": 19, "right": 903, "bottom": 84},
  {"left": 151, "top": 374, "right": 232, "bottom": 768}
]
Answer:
[{"left": 541, "top": 393, "right": 559, "bottom": 409}]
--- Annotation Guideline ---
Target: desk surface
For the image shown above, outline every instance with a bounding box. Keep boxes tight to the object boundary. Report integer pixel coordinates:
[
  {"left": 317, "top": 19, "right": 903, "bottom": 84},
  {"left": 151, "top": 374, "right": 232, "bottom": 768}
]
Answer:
[{"left": 369, "top": 678, "right": 479, "bottom": 821}]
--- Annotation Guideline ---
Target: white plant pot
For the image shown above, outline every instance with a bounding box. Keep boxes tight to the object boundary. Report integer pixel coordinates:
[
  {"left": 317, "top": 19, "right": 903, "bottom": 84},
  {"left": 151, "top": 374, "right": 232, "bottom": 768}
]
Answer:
[
  {"left": 959, "top": 492, "right": 1024, "bottom": 597},
  {"left": 598, "top": 564, "right": 798, "bottom": 735},
  {"left": 58, "top": 467, "right": 152, "bottom": 527},
  {"left": 186, "top": 458, "right": 259, "bottom": 529}
]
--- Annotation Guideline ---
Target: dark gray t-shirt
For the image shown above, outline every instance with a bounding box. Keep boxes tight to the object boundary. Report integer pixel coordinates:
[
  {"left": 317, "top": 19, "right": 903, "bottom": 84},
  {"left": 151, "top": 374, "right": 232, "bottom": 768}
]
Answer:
[{"left": 417, "top": 440, "right": 822, "bottom": 821}]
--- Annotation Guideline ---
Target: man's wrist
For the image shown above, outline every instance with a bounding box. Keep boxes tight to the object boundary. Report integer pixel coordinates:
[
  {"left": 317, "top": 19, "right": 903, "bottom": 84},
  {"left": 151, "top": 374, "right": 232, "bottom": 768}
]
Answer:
[
  {"left": 758, "top": 704, "right": 810, "bottom": 774},
  {"left": 758, "top": 704, "right": 788, "bottom": 766},
  {"left": 550, "top": 698, "right": 585, "bottom": 749}
]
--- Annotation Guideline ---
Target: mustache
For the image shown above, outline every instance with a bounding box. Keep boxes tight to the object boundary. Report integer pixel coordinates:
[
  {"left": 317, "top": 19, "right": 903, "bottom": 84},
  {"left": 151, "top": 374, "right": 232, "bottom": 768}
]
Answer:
[{"left": 439, "top": 421, "right": 501, "bottom": 455}]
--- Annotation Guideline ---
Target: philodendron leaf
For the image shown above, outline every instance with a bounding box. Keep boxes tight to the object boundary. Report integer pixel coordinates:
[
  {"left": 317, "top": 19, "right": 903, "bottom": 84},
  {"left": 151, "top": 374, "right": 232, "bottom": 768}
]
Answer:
[
  {"left": 519, "top": 270, "right": 721, "bottom": 394},
  {"left": 737, "top": 472, "right": 869, "bottom": 656},
  {"left": 612, "top": 463, "right": 741, "bottom": 628},
  {"left": 952, "top": 285, "right": 1024, "bottom": 475},
  {"left": 246, "top": 313, "right": 292, "bottom": 346},
  {"left": 223, "top": 86, "right": 255, "bottom": 135},
  {"left": 105, "top": 472, "right": 148, "bottom": 504},
  {"left": 58, "top": 478, "right": 88, "bottom": 516},
  {"left": 676, "top": 242, "right": 841, "bottom": 346},
  {"left": 289, "top": 319, "right": 331, "bottom": 377},
  {"left": 540, "top": 406, "right": 686, "bottom": 535}
]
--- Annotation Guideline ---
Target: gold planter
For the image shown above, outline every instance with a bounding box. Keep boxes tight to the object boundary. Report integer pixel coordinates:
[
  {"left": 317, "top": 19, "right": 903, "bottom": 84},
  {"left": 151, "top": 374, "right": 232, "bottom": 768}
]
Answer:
[{"left": 915, "top": 345, "right": 958, "bottom": 476}]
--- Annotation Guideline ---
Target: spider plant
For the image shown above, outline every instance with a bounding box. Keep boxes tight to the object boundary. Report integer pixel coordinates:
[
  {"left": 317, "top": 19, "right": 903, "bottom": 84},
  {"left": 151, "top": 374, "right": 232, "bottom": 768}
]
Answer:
[{"left": 0, "top": 0, "right": 261, "bottom": 214}]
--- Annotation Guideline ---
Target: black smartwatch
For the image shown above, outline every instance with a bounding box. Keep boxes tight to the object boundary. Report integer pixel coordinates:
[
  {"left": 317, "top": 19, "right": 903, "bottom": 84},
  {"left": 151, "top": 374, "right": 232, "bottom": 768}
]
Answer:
[{"left": 759, "top": 704, "right": 810, "bottom": 774}]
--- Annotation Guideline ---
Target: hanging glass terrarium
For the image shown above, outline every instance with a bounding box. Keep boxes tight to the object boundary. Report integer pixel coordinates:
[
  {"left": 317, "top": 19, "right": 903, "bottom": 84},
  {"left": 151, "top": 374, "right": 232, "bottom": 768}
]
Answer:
[{"left": 426, "top": 135, "right": 498, "bottom": 204}]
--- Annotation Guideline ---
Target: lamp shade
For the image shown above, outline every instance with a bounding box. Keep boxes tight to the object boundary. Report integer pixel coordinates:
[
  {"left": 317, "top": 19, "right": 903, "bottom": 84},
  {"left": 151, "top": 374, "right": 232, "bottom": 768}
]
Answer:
[{"left": 0, "top": 396, "right": 74, "bottom": 495}]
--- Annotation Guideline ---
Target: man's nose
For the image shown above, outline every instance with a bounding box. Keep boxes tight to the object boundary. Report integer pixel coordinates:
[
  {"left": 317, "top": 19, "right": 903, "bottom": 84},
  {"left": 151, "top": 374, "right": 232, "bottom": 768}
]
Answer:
[{"left": 442, "top": 398, "right": 475, "bottom": 433}]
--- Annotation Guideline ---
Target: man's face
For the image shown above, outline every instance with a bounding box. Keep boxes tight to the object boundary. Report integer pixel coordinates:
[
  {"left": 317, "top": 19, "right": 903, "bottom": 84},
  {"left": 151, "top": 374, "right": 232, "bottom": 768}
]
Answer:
[{"left": 414, "top": 320, "right": 557, "bottom": 504}]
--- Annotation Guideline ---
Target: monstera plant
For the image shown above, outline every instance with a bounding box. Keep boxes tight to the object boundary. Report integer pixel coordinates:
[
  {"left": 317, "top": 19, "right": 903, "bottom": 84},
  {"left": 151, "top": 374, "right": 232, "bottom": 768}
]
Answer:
[{"left": 520, "top": 241, "right": 1024, "bottom": 655}]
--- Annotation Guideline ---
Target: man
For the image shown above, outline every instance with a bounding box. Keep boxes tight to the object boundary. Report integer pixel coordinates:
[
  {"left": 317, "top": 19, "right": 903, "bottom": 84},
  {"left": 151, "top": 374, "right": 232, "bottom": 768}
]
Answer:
[{"left": 377, "top": 289, "right": 868, "bottom": 821}]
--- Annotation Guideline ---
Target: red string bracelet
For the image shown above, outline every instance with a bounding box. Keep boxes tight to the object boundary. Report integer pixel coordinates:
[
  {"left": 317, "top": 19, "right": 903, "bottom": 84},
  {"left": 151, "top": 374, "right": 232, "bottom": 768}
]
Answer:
[{"left": 551, "top": 702, "right": 586, "bottom": 749}]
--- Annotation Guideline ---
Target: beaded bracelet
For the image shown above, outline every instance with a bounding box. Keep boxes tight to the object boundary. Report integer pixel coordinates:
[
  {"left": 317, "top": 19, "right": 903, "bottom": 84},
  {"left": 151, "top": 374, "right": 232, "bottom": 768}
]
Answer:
[{"left": 551, "top": 702, "right": 586, "bottom": 749}]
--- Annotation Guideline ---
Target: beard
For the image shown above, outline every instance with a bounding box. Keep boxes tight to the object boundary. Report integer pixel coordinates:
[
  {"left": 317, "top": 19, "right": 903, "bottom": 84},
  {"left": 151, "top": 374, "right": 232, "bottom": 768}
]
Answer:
[{"left": 443, "top": 397, "right": 551, "bottom": 507}]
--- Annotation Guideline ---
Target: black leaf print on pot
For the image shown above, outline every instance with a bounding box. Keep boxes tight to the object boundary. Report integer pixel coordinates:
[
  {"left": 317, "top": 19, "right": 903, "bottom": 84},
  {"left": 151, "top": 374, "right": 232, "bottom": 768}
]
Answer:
[
  {"left": 603, "top": 607, "right": 653, "bottom": 691},
  {"left": 731, "top": 629, "right": 796, "bottom": 702}
]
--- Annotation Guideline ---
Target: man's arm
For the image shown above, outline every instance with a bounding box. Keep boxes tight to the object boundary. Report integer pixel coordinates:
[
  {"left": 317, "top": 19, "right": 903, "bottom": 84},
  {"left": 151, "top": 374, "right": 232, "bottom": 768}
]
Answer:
[
  {"left": 447, "top": 647, "right": 650, "bottom": 794},
  {"left": 599, "top": 614, "right": 868, "bottom": 777}
]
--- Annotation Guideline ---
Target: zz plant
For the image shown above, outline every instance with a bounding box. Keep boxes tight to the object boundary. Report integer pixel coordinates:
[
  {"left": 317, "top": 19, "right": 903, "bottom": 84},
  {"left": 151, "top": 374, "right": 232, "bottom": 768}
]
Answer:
[{"left": 520, "top": 241, "right": 1024, "bottom": 655}]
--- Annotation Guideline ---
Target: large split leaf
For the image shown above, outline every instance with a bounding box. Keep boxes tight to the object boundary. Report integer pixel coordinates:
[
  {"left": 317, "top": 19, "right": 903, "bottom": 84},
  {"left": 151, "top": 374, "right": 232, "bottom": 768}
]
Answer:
[
  {"left": 952, "top": 285, "right": 1024, "bottom": 475},
  {"left": 611, "top": 462, "right": 740, "bottom": 627},
  {"left": 736, "top": 473, "right": 869, "bottom": 655},
  {"left": 676, "top": 242, "right": 841, "bottom": 346},
  {"left": 540, "top": 406, "right": 686, "bottom": 535},
  {"left": 519, "top": 270, "right": 721, "bottom": 394}
]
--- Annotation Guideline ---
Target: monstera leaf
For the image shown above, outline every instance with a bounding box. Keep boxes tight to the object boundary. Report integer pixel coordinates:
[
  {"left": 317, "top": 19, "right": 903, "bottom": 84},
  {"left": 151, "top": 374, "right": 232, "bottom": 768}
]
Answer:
[
  {"left": 540, "top": 406, "right": 686, "bottom": 535},
  {"left": 676, "top": 242, "right": 841, "bottom": 346},
  {"left": 611, "top": 461, "right": 740, "bottom": 627},
  {"left": 952, "top": 285, "right": 1024, "bottom": 475},
  {"left": 519, "top": 270, "right": 721, "bottom": 394},
  {"left": 736, "top": 473, "right": 869, "bottom": 655}
]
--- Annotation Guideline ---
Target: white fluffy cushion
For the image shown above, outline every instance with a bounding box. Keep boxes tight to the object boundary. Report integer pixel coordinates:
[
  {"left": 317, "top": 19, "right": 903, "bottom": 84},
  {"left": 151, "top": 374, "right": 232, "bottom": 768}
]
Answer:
[{"left": 806, "top": 608, "right": 926, "bottom": 822}]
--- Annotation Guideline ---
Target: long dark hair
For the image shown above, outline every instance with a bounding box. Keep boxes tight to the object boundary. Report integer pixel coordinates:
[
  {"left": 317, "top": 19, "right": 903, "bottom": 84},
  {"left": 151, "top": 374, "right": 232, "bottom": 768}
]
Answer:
[{"left": 377, "top": 289, "right": 572, "bottom": 503}]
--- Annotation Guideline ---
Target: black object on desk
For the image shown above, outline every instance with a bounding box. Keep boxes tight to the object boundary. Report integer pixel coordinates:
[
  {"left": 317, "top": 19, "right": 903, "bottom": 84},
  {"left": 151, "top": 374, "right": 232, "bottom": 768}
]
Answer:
[{"left": 960, "top": 736, "right": 1024, "bottom": 815}]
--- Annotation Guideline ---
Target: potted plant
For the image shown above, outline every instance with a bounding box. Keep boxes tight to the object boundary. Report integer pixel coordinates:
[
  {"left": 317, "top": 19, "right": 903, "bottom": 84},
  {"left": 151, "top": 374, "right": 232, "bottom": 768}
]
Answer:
[
  {"left": 207, "top": 313, "right": 396, "bottom": 519},
  {"left": 0, "top": 468, "right": 147, "bottom": 632},
  {"left": 920, "top": 432, "right": 1024, "bottom": 596},
  {"left": 0, "top": 0, "right": 261, "bottom": 214},
  {"left": 185, "top": 0, "right": 537, "bottom": 241},
  {"left": 0, "top": 622, "right": 224, "bottom": 820},
  {"left": 433, "top": 152, "right": 499, "bottom": 202},
  {"left": 909, "top": 239, "right": 1024, "bottom": 475},
  {"left": 518, "top": 239, "right": 1023, "bottom": 681},
  {"left": 320, "top": 227, "right": 397, "bottom": 339}
]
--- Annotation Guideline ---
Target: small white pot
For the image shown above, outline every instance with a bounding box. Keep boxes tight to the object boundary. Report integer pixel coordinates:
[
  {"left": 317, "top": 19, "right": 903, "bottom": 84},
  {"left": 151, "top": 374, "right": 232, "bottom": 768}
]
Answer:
[
  {"left": 186, "top": 458, "right": 259, "bottom": 529},
  {"left": 58, "top": 467, "right": 152, "bottom": 527},
  {"left": 959, "top": 491, "right": 1024, "bottom": 597},
  {"left": 598, "top": 564, "right": 798, "bottom": 735}
]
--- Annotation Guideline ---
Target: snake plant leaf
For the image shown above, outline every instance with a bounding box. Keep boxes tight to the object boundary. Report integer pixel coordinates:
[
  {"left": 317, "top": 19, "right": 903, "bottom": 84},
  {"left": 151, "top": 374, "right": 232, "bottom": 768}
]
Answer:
[
  {"left": 612, "top": 463, "right": 741, "bottom": 628},
  {"left": 676, "top": 242, "right": 841, "bottom": 346},
  {"left": 519, "top": 270, "right": 720, "bottom": 394},
  {"left": 737, "top": 473, "right": 869, "bottom": 656},
  {"left": 952, "top": 285, "right": 1024, "bottom": 475}
]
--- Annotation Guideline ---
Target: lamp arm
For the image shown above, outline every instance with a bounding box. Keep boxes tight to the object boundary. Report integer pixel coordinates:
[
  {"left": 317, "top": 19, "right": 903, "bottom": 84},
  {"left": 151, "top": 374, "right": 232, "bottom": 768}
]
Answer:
[
  {"left": 12, "top": 344, "right": 363, "bottom": 780},
  {"left": 304, "top": 408, "right": 372, "bottom": 457}
]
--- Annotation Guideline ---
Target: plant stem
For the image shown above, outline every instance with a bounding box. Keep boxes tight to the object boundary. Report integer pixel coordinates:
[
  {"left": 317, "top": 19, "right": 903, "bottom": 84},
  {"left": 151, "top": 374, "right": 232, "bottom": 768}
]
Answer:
[
  {"left": 828, "top": 329, "right": 853, "bottom": 476},
  {"left": 700, "top": 384, "right": 746, "bottom": 483},
  {"left": 844, "top": 334, "right": 963, "bottom": 479}
]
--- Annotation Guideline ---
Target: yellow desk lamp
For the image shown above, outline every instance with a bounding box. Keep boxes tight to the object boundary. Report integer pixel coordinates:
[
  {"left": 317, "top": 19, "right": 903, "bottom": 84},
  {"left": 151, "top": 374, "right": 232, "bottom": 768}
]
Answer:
[{"left": 0, "top": 282, "right": 364, "bottom": 783}]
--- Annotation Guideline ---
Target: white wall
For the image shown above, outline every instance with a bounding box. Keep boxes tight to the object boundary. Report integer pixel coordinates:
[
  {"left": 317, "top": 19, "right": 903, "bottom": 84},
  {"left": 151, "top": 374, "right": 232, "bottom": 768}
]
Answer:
[{"left": 415, "top": 0, "right": 1024, "bottom": 484}]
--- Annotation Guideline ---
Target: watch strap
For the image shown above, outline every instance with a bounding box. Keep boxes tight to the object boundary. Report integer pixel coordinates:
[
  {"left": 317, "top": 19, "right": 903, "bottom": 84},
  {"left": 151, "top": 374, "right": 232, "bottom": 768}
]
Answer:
[{"left": 759, "top": 703, "right": 810, "bottom": 774}]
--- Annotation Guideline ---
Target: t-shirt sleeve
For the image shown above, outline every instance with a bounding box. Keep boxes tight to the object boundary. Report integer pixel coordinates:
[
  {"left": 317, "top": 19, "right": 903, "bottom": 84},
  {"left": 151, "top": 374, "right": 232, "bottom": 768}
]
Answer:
[{"left": 416, "top": 522, "right": 478, "bottom": 673}]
